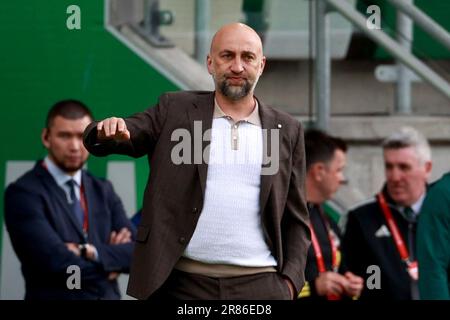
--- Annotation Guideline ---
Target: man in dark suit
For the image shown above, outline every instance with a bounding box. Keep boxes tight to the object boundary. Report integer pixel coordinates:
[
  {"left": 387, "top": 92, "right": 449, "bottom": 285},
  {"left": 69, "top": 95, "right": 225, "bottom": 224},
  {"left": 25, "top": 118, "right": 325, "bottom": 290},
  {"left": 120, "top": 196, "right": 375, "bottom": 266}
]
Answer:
[
  {"left": 343, "top": 127, "right": 432, "bottom": 300},
  {"left": 84, "top": 23, "right": 310, "bottom": 300},
  {"left": 4, "top": 100, "right": 136, "bottom": 300}
]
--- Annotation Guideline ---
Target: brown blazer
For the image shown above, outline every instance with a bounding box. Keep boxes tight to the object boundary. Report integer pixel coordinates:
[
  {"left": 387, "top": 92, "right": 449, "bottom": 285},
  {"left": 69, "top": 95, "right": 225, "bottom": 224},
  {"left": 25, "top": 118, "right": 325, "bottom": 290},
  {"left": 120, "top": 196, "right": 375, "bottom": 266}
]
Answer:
[{"left": 84, "top": 91, "right": 310, "bottom": 300}]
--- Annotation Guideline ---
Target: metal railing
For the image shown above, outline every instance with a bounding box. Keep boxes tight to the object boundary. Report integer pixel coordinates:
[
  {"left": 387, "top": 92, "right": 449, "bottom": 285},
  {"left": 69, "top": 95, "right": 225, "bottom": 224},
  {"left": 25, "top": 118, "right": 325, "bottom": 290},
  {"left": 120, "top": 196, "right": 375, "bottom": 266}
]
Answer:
[
  {"left": 139, "top": 0, "right": 174, "bottom": 47},
  {"left": 387, "top": 0, "right": 450, "bottom": 51},
  {"left": 316, "top": 0, "right": 450, "bottom": 130}
]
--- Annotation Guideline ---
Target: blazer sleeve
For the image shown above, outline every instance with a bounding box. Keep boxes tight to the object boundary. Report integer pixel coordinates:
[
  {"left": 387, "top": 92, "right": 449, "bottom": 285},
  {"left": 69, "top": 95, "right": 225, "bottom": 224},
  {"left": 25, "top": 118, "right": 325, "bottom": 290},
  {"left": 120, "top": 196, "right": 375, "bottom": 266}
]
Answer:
[
  {"left": 83, "top": 93, "right": 170, "bottom": 158},
  {"left": 4, "top": 184, "right": 106, "bottom": 282},
  {"left": 281, "top": 122, "right": 311, "bottom": 294},
  {"left": 417, "top": 183, "right": 450, "bottom": 299},
  {"left": 95, "top": 181, "right": 137, "bottom": 273}
]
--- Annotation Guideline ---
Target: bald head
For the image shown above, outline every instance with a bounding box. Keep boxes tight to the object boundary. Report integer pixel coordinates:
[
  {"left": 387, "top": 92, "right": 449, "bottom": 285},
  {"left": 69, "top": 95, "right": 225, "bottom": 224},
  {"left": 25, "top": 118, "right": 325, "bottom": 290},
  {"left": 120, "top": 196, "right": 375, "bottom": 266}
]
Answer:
[
  {"left": 207, "top": 23, "right": 266, "bottom": 102},
  {"left": 210, "top": 23, "right": 263, "bottom": 56}
]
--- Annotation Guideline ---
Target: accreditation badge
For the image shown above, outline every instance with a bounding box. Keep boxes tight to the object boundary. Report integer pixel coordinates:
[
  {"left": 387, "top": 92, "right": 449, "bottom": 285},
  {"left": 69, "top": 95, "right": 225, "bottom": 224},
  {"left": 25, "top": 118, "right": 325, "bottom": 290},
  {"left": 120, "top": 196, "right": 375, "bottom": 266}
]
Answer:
[{"left": 407, "top": 261, "right": 419, "bottom": 281}]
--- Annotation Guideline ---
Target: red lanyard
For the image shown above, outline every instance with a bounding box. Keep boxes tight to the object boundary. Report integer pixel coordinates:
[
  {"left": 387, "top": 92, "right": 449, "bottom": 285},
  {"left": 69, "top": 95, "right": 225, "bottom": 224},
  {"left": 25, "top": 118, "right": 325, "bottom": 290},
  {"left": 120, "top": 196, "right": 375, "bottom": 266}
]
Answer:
[
  {"left": 310, "top": 222, "right": 338, "bottom": 273},
  {"left": 79, "top": 184, "right": 89, "bottom": 237},
  {"left": 309, "top": 205, "right": 339, "bottom": 272},
  {"left": 309, "top": 206, "right": 340, "bottom": 299},
  {"left": 377, "top": 193, "right": 410, "bottom": 260},
  {"left": 377, "top": 193, "right": 418, "bottom": 280}
]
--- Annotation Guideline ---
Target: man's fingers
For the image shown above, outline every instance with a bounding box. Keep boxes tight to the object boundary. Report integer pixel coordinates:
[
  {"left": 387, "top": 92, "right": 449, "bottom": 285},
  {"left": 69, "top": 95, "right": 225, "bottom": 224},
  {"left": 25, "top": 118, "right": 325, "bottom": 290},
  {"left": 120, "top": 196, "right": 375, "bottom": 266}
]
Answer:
[
  {"left": 120, "top": 228, "right": 131, "bottom": 239},
  {"left": 109, "top": 231, "right": 117, "bottom": 244},
  {"left": 65, "top": 243, "right": 80, "bottom": 256},
  {"left": 119, "top": 129, "right": 131, "bottom": 141},
  {"left": 115, "top": 228, "right": 132, "bottom": 244},
  {"left": 115, "top": 230, "right": 125, "bottom": 243},
  {"left": 113, "top": 228, "right": 126, "bottom": 243},
  {"left": 331, "top": 283, "right": 344, "bottom": 296},
  {"left": 327, "top": 276, "right": 346, "bottom": 295},
  {"left": 345, "top": 272, "right": 364, "bottom": 286},
  {"left": 97, "top": 121, "right": 107, "bottom": 139},
  {"left": 116, "top": 129, "right": 130, "bottom": 141},
  {"left": 121, "top": 229, "right": 132, "bottom": 242},
  {"left": 117, "top": 118, "right": 126, "bottom": 133},
  {"left": 325, "top": 272, "right": 346, "bottom": 284},
  {"left": 97, "top": 117, "right": 130, "bottom": 140},
  {"left": 122, "top": 229, "right": 132, "bottom": 243},
  {"left": 331, "top": 273, "right": 350, "bottom": 288},
  {"left": 350, "top": 278, "right": 364, "bottom": 286},
  {"left": 349, "top": 281, "right": 364, "bottom": 291},
  {"left": 108, "top": 272, "right": 120, "bottom": 281},
  {"left": 346, "top": 283, "right": 363, "bottom": 298},
  {"left": 110, "top": 117, "right": 119, "bottom": 136},
  {"left": 110, "top": 228, "right": 132, "bottom": 245},
  {"left": 117, "top": 119, "right": 130, "bottom": 141}
]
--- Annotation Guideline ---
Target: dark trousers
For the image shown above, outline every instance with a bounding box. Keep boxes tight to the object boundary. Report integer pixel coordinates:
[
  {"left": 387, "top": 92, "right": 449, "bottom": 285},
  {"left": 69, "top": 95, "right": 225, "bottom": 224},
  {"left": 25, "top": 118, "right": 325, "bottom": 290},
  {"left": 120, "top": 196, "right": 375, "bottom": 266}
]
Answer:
[{"left": 150, "top": 269, "right": 292, "bottom": 300}]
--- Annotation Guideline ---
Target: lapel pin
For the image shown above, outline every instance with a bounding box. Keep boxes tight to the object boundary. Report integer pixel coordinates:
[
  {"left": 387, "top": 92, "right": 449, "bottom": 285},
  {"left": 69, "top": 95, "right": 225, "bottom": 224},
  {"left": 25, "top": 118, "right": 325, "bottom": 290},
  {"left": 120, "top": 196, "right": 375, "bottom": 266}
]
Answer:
[{"left": 277, "top": 124, "right": 282, "bottom": 128}]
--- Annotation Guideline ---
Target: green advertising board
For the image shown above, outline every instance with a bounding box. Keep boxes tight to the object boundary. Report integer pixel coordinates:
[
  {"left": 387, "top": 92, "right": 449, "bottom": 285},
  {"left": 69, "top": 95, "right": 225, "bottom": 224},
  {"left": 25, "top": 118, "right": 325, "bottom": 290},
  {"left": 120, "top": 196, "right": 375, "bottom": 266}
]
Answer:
[{"left": 0, "top": 0, "right": 180, "bottom": 298}]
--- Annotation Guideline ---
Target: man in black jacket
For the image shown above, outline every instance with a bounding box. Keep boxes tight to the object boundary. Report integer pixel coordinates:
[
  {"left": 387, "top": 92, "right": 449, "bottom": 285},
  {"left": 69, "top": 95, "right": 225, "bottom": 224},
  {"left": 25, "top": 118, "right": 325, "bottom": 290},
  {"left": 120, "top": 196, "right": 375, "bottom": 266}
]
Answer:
[
  {"left": 299, "top": 129, "right": 363, "bottom": 300},
  {"left": 343, "top": 127, "right": 432, "bottom": 300}
]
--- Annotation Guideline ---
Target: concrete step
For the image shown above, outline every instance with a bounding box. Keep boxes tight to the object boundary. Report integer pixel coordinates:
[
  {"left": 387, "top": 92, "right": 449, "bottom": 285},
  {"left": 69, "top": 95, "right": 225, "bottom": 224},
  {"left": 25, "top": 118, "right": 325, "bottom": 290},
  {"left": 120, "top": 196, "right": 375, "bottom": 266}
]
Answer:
[
  {"left": 296, "top": 115, "right": 450, "bottom": 213},
  {"left": 257, "top": 60, "right": 450, "bottom": 116}
]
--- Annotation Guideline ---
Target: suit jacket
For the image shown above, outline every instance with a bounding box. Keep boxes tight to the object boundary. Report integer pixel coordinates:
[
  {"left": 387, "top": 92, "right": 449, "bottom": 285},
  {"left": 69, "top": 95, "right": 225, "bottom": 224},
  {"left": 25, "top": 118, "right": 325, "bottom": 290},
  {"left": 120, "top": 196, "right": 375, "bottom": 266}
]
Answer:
[
  {"left": 342, "top": 186, "right": 418, "bottom": 300},
  {"left": 3, "top": 161, "right": 136, "bottom": 300},
  {"left": 302, "top": 203, "right": 346, "bottom": 300},
  {"left": 84, "top": 91, "right": 311, "bottom": 300}
]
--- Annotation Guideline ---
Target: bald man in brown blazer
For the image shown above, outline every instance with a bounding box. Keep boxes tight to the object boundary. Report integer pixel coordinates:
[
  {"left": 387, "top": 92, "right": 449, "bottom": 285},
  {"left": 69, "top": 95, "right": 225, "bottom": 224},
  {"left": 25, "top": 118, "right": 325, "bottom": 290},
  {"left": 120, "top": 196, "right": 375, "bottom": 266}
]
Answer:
[{"left": 84, "top": 23, "right": 310, "bottom": 300}]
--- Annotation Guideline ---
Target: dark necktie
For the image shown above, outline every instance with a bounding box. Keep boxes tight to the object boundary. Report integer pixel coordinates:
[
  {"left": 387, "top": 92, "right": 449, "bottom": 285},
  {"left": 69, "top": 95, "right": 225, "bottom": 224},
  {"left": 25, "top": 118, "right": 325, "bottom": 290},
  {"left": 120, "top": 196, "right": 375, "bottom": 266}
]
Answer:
[
  {"left": 66, "top": 179, "right": 84, "bottom": 227},
  {"left": 404, "top": 206, "right": 415, "bottom": 221},
  {"left": 404, "top": 206, "right": 420, "bottom": 300}
]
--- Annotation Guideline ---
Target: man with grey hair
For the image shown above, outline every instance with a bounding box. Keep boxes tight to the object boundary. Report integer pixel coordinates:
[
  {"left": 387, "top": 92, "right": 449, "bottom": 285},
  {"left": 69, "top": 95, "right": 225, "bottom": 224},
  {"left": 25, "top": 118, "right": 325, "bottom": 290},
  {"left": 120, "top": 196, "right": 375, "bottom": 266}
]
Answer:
[{"left": 342, "top": 126, "right": 432, "bottom": 300}]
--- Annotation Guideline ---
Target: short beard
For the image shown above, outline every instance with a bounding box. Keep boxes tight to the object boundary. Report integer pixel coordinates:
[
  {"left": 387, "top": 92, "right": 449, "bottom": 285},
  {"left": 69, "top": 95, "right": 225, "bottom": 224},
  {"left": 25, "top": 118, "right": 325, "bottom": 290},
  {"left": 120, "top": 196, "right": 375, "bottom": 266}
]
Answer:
[
  {"left": 218, "top": 78, "right": 253, "bottom": 101},
  {"left": 49, "top": 154, "right": 85, "bottom": 175},
  {"left": 59, "top": 163, "right": 84, "bottom": 174}
]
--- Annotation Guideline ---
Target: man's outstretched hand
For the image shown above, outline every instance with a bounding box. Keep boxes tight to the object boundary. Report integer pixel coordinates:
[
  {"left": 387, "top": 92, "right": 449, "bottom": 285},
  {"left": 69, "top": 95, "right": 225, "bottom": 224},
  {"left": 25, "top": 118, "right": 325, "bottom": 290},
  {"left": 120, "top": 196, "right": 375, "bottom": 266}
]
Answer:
[{"left": 97, "top": 117, "right": 130, "bottom": 141}]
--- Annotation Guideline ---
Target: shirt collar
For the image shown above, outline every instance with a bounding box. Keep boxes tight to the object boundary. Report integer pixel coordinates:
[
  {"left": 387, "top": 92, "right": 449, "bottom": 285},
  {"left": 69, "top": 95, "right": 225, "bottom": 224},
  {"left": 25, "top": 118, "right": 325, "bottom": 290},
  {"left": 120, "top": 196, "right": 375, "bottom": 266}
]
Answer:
[
  {"left": 410, "top": 192, "right": 426, "bottom": 215},
  {"left": 44, "top": 156, "right": 82, "bottom": 188},
  {"left": 399, "top": 192, "right": 426, "bottom": 216},
  {"left": 213, "top": 98, "right": 261, "bottom": 127}
]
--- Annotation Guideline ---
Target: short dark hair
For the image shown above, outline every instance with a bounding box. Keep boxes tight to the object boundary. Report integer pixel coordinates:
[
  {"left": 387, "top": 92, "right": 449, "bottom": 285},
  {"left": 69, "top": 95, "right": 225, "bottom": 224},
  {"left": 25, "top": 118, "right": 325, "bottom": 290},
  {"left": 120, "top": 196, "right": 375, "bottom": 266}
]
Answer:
[
  {"left": 305, "top": 129, "right": 347, "bottom": 171},
  {"left": 46, "top": 99, "right": 93, "bottom": 129}
]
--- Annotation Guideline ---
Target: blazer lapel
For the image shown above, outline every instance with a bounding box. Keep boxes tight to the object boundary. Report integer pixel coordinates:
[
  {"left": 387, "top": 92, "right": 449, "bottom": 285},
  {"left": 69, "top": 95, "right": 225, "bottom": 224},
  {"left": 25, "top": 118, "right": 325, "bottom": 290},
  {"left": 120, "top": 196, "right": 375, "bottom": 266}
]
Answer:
[
  {"left": 187, "top": 92, "right": 215, "bottom": 198},
  {"left": 82, "top": 171, "right": 95, "bottom": 242},
  {"left": 37, "top": 164, "right": 86, "bottom": 239},
  {"left": 258, "top": 100, "right": 278, "bottom": 213}
]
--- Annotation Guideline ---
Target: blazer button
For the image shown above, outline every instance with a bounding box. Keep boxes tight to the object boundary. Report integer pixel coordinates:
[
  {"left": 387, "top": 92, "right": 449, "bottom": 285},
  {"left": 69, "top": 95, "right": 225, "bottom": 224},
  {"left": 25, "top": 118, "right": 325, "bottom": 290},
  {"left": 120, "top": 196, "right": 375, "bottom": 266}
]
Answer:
[
  {"left": 179, "top": 237, "right": 186, "bottom": 244},
  {"left": 192, "top": 207, "right": 198, "bottom": 214}
]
